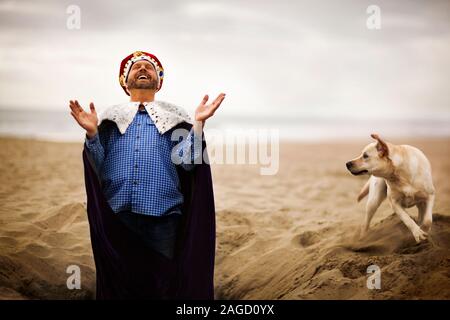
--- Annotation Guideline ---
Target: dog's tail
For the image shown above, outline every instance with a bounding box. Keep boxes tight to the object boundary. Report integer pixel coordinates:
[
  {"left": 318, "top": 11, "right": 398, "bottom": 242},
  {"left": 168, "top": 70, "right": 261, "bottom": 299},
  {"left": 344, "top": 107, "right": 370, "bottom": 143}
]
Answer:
[{"left": 357, "top": 179, "right": 370, "bottom": 202}]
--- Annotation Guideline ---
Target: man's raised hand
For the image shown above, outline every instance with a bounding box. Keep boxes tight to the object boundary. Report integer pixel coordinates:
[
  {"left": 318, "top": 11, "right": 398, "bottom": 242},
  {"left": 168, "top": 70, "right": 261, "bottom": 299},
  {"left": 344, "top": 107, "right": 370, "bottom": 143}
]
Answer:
[
  {"left": 69, "top": 100, "right": 99, "bottom": 138},
  {"left": 195, "top": 93, "right": 226, "bottom": 126}
]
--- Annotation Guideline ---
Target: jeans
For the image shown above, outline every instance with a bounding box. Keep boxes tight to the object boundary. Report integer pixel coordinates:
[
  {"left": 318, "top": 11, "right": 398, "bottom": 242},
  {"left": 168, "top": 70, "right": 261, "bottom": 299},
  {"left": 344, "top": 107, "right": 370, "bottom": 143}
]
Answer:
[{"left": 117, "top": 211, "right": 182, "bottom": 260}]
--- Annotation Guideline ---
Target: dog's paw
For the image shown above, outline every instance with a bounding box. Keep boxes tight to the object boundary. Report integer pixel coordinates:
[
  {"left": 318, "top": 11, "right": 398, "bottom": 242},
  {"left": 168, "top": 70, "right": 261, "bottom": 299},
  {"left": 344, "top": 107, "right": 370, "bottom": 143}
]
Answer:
[
  {"left": 412, "top": 227, "right": 428, "bottom": 243},
  {"left": 358, "top": 227, "right": 368, "bottom": 240},
  {"left": 421, "top": 220, "right": 432, "bottom": 233}
]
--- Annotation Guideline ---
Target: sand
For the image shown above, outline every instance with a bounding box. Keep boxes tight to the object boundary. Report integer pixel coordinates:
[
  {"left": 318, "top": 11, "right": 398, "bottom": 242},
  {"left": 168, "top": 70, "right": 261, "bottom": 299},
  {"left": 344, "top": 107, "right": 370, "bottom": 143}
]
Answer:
[{"left": 0, "top": 136, "right": 449, "bottom": 299}]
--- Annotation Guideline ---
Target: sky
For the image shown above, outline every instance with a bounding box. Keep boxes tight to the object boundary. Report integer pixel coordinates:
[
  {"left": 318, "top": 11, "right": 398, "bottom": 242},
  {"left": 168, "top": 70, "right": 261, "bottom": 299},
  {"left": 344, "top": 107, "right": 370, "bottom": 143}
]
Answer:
[{"left": 0, "top": 0, "right": 449, "bottom": 120}]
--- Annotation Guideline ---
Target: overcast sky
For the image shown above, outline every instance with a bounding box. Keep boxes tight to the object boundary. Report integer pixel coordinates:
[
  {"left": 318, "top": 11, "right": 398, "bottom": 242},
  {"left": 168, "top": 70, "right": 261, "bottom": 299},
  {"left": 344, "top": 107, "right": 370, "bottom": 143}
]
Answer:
[{"left": 0, "top": 0, "right": 449, "bottom": 120}]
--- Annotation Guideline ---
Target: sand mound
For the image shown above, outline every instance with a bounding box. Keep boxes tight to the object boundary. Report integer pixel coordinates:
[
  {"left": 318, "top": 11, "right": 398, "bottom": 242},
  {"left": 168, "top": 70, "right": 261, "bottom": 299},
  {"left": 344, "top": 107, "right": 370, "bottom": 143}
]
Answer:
[
  {"left": 0, "top": 202, "right": 95, "bottom": 300},
  {"left": 216, "top": 212, "right": 450, "bottom": 299}
]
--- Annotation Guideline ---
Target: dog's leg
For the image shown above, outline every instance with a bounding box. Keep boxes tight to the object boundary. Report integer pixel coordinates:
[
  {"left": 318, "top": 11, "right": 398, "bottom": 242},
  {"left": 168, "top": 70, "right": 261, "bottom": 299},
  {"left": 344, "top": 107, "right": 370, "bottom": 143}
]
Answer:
[
  {"left": 361, "top": 177, "right": 387, "bottom": 237},
  {"left": 390, "top": 200, "right": 427, "bottom": 243},
  {"left": 417, "top": 202, "right": 426, "bottom": 225},
  {"left": 421, "top": 194, "right": 434, "bottom": 232}
]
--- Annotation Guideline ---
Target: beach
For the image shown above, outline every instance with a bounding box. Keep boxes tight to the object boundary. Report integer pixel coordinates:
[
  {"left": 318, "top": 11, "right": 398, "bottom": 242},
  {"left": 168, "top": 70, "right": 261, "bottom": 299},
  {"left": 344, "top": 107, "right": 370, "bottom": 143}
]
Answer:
[{"left": 0, "top": 136, "right": 449, "bottom": 299}]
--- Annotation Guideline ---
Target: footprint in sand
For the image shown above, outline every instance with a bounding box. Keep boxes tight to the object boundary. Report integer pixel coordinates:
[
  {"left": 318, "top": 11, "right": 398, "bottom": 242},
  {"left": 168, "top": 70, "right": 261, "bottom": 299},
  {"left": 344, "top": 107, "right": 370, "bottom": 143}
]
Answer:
[{"left": 292, "top": 230, "right": 321, "bottom": 247}]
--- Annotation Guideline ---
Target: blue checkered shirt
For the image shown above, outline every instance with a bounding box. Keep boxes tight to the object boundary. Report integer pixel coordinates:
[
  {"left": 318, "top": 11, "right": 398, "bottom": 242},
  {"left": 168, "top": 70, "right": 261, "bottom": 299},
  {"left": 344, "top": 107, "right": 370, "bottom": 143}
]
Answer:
[{"left": 84, "top": 106, "right": 202, "bottom": 217}]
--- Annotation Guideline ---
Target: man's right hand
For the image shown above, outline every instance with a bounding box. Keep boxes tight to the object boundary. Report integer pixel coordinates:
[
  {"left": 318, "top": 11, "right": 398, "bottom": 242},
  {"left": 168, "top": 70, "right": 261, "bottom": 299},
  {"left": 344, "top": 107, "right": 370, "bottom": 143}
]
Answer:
[{"left": 69, "top": 100, "right": 99, "bottom": 138}]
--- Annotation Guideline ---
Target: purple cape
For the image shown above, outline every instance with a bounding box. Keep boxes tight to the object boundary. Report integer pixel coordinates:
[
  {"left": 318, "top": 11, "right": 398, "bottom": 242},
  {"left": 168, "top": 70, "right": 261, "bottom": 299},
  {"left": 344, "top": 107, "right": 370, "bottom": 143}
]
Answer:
[{"left": 82, "top": 122, "right": 216, "bottom": 299}]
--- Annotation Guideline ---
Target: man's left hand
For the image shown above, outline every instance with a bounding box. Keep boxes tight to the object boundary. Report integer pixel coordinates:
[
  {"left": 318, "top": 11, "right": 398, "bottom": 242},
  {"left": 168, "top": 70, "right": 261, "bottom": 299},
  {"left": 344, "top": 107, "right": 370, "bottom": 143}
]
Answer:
[{"left": 195, "top": 93, "right": 226, "bottom": 128}]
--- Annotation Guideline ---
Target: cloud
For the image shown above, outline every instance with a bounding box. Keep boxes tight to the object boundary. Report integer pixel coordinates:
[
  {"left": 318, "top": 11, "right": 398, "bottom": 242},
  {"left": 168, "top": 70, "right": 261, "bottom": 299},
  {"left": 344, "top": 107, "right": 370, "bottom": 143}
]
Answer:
[{"left": 0, "top": 0, "right": 448, "bottom": 121}]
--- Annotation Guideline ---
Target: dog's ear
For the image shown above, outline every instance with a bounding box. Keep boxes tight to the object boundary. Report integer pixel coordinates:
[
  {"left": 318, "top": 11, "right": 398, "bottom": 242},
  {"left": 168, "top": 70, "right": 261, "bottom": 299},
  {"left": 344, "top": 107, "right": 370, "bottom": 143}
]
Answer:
[{"left": 371, "top": 133, "right": 389, "bottom": 158}]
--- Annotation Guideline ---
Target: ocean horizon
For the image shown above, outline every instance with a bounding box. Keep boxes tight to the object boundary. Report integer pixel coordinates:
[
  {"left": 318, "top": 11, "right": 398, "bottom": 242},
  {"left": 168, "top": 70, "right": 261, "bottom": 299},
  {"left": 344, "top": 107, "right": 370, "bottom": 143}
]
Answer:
[{"left": 1, "top": 108, "right": 449, "bottom": 143}]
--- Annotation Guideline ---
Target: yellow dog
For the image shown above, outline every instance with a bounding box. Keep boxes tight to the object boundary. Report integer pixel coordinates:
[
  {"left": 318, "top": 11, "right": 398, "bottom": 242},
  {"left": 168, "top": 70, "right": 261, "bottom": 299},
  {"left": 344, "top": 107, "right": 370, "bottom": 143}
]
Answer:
[{"left": 346, "top": 134, "right": 435, "bottom": 243}]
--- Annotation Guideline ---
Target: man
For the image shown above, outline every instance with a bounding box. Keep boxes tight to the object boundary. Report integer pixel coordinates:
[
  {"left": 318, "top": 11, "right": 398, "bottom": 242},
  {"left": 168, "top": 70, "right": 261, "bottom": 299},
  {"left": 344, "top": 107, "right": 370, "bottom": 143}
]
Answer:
[{"left": 69, "top": 51, "right": 225, "bottom": 299}]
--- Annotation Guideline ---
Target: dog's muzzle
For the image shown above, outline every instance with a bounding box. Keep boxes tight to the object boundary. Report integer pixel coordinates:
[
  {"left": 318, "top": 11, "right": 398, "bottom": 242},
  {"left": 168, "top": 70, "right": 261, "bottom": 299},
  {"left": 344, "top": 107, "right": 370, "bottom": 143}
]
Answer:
[{"left": 346, "top": 161, "right": 368, "bottom": 175}]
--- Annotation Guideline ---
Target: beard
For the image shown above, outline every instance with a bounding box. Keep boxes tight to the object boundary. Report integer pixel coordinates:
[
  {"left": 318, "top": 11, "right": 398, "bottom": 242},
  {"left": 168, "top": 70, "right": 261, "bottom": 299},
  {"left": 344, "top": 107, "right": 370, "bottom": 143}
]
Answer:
[{"left": 127, "top": 76, "right": 158, "bottom": 91}]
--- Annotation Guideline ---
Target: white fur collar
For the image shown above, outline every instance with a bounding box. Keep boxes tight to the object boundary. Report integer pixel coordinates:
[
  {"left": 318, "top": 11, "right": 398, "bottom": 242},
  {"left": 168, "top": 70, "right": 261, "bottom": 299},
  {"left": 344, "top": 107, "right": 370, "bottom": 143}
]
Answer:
[{"left": 98, "top": 100, "right": 192, "bottom": 135}]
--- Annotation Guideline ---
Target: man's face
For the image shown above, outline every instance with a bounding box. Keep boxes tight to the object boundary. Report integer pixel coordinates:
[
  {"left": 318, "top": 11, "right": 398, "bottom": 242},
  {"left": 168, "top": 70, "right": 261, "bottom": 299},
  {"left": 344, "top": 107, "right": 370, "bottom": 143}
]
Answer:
[{"left": 126, "top": 60, "right": 158, "bottom": 91}]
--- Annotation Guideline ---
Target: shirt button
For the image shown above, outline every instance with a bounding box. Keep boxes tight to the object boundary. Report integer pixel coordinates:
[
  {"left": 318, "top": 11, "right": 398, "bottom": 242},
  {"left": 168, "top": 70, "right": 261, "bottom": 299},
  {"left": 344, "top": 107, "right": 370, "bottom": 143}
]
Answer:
[
  {"left": 133, "top": 180, "right": 138, "bottom": 185},
  {"left": 134, "top": 164, "right": 138, "bottom": 169},
  {"left": 136, "top": 136, "right": 140, "bottom": 139},
  {"left": 137, "top": 123, "right": 141, "bottom": 126},
  {"left": 135, "top": 148, "right": 139, "bottom": 152}
]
